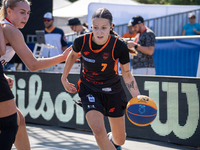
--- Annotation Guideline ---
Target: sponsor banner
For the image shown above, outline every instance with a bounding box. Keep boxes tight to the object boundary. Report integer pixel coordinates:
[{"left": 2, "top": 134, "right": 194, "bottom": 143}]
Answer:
[
  {"left": 124, "top": 76, "right": 200, "bottom": 148},
  {"left": 5, "top": 71, "right": 200, "bottom": 147}
]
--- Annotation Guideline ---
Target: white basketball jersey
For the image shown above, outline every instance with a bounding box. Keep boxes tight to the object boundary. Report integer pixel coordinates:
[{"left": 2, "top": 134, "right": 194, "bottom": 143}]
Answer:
[{"left": 0, "top": 19, "right": 15, "bottom": 67}]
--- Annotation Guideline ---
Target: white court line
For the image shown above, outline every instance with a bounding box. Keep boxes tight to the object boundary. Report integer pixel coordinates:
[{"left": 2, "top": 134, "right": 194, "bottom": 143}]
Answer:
[
  {"left": 12, "top": 145, "right": 70, "bottom": 150},
  {"left": 31, "top": 145, "right": 70, "bottom": 150}
]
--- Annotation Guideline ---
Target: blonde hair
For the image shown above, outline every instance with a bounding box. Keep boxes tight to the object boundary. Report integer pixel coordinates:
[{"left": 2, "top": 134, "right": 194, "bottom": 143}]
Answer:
[{"left": 0, "top": 0, "right": 30, "bottom": 21}]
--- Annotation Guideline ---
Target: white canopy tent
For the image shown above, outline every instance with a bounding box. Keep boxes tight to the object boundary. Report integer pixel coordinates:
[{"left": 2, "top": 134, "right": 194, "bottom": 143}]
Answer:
[
  {"left": 53, "top": 0, "right": 140, "bottom": 33},
  {"left": 53, "top": 0, "right": 71, "bottom": 10},
  {"left": 53, "top": 0, "right": 140, "bottom": 18}
]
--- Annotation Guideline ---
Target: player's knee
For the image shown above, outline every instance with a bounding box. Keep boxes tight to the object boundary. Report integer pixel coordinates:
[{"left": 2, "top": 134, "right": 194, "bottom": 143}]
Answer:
[
  {"left": 91, "top": 125, "right": 105, "bottom": 138},
  {"left": 92, "top": 125, "right": 104, "bottom": 135},
  {"left": 114, "top": 138, "right": 125, "bottom": 146},
  {"left": 113, "top": 133, "right": 126, "bottom": 146}
]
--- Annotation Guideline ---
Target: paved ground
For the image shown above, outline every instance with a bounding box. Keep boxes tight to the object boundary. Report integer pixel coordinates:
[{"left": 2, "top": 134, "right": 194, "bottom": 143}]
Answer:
[{"left": 12, "top": 123, "right": 198, "bottom": 150}]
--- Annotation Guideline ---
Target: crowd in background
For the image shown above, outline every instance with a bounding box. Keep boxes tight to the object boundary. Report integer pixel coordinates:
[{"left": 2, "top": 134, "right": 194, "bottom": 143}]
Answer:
[{"left": 3, "top": 11, "right": 200, "bottom": 76}]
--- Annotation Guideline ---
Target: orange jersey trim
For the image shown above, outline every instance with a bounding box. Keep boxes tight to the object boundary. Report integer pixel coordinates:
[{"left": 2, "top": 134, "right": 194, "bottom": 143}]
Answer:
[
  {"left": 114, "top": 58, "right": 118, "bottom": 74},
  {"left": 80, "top": 34, "right": 86, "bottom": 52},
  {"left": 111, "top": 36, "right": 119, "bottom": 75},
  {"left": 112, "top": 36, "right": 119, "bottom": 61},
  {"left": 77, "top": 79, "right": 82, "bottom": 92},
  {"left": 89, "top": 33, "right": 111, "bottom": 53}
]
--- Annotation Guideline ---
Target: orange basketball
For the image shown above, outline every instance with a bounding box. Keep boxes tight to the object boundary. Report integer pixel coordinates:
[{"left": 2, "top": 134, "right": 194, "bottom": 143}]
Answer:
[{"left": 126, "top": 95, "right": 157, "bottom": 126}]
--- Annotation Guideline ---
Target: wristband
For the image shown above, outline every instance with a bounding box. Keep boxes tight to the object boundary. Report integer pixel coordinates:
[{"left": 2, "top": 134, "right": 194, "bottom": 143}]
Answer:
[{"left": 135, "top": 44, "right": 138, "bottom": 49}]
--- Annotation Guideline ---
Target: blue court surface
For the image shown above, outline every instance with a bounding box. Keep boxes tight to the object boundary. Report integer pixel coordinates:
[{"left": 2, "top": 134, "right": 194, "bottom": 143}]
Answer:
[{"left": 12, "top": 123, "right": 198, "bottom": 150}]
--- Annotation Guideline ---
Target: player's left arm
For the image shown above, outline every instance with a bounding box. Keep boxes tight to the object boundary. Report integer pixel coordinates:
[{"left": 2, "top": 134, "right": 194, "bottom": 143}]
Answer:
[{"left": 120, "top": 63, "right": 140, "bottom": 98}]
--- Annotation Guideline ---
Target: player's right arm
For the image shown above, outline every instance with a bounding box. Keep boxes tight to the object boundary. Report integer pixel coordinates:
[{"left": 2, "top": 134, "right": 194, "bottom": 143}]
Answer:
[
  {"left": 61, "top": 49, "right": 78, "bottom": 93},
  {"left": 61, "top": 35, "right": 84, "bottom": 93}
]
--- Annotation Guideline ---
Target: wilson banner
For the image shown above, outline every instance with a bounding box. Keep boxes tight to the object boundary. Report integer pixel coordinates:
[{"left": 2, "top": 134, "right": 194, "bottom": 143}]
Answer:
[{"left": 5, "top": 71, "right": 200, "bottom": 148}]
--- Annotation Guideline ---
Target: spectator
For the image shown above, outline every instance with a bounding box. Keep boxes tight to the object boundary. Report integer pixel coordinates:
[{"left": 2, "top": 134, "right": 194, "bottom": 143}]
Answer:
[
  {"left": 82, "top": 22, "right": 88, "bottom": 29},
  {"left": 67, "top": 17, "right": 89, "bottom": 35},
  {"left": 122, "top": 26, "right": 137, "bottom": 39},
  {"left": 42, "top": 12, "right": 67, "bottom": 58},
  {"left": 182, "top": 13, "right": 200, "bottom": 36},
  {"left": 127, "top": 15, "right": 156, "bottom": 75}
]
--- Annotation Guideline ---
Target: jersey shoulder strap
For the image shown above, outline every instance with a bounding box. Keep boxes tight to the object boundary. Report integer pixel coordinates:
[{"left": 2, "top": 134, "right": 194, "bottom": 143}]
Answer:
[{"left": 80, "top": 33, "right": 90, "bottom": 52}]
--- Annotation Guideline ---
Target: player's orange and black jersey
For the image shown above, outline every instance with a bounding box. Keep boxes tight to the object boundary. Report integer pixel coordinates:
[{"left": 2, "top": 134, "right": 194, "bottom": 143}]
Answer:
[{"left": 73, "top": 33, "right": 130, "bottom": 94}]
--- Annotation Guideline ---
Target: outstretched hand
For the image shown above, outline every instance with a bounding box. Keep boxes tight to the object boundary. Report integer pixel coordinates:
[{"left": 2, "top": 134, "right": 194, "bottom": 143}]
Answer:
[{"left": 62, "top": 45, "right": 72, "bottom": 60}]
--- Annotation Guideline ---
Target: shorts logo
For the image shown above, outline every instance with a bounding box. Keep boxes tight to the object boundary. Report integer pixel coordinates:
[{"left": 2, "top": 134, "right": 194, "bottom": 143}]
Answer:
[
  {"left": 109, "top": 107, "right": 115, "bottom": 113},
  {"left": 87, "top": 105, "right": 95, "bottom": 109},
  {"left": 86, "top": 94, "right": 95, "bottom": 102},
  {"left": 102, "top": 87, "right": 112, "bottom": 92}
]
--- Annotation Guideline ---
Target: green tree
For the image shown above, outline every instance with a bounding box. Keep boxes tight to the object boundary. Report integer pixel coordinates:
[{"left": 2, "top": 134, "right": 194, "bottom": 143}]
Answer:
[{"left": 134, "top": 0, "right": 200, "bottom": 5}]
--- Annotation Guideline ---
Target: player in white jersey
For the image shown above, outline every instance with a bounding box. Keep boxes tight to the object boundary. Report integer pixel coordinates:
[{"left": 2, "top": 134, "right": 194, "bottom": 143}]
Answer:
[{"left": 0, "top": 0, "right": 71, "bottom": 149}]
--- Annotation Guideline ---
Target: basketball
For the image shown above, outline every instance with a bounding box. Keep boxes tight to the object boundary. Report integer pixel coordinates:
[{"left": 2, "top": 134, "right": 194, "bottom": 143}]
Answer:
[{"left": 126, "top": 95, "right": 157, "bottom": 126}]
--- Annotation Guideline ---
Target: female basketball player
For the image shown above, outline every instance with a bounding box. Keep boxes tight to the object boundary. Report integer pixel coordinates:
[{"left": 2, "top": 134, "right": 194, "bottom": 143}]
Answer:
[
  {"left": 61, "top": 8, "right": 140, "bottom": 150},
  {"left": 0, "top": 0, "right": 71, "bottom": 149}
]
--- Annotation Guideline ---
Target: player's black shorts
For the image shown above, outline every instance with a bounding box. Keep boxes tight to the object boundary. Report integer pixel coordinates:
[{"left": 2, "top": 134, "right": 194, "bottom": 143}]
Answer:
[
  {"left": 0, "top": 112, "right": 18, "bottom": 150},
  {"left": 78, "top": 82, "right": 128, "bottom": 117},
  {"left": 0, "top": 63, "right": 14, "bottom": 102}
]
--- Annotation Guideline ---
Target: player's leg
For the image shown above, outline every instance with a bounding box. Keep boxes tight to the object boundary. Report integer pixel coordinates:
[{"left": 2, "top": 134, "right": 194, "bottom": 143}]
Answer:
[
  {"left": 106, "top": 89, "right": 127, "bottom": 149},
  {"left": 86, "top": 110, "right": 116, "bottom": 150},
  {"left": 0, "top": 70, "right": 19, "bottom": 149},
  {"left": 0, "top": 98, "right": 18, "bottom": 150},
  {"left": 0, "top": 112, "right": 18, "bottom": 150},
  {"left": 14, "top": 108, "right": 30, "bottom": 150},
  {"left": 79, "top": 82, "right": 116, "bottom": 150},
  {"left": 108, "top": 115, "right": 126, "bottom": 146}
]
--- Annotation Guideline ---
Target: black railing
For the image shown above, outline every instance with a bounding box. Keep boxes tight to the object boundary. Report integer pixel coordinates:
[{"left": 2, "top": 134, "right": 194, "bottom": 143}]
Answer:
[{"left": 114, "top": 8, "right": 200, "bottom": 37}]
